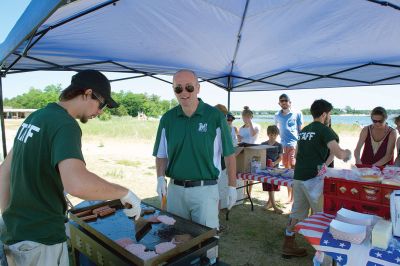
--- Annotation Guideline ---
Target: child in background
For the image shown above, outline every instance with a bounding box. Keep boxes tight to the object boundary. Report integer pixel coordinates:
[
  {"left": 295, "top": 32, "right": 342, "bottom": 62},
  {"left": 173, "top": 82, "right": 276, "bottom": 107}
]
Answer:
[{"left": 261, "top": 125, "right": 283, "bottom": 214}]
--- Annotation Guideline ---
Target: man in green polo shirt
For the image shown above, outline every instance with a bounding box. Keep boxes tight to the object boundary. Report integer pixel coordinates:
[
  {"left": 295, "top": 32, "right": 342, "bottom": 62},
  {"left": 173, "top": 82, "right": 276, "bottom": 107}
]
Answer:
[
  {"left": 153, "top": 69, "right": 237, "bottom": 229},
  {"left": 282, "top": 99, "right": 351, "bottom": 258},
  {"left": 0, "top": 70, "right": 141, "bottom": 266}
]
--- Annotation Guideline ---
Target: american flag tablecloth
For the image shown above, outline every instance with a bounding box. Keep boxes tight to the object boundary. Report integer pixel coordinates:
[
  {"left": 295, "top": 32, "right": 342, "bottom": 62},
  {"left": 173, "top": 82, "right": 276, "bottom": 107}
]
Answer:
[
  {"left": 295, "top": 212, "right": 400, "bottom": 266},
  {"left": 236, "top": 170, "right": 293, "bottom": 187}
]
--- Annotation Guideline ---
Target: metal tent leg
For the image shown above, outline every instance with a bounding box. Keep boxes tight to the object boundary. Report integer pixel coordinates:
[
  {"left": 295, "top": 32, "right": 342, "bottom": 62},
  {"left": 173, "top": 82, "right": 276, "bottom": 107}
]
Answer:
[{"left": 0, "top": 77, "right": 7, "bottom": 159}]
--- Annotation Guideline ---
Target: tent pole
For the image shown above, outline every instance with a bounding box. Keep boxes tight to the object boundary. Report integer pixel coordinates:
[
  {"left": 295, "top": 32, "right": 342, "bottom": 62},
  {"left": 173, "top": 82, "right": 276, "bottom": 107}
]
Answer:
[
  {"left": 0, "top": 77, "right": 7, "bottom": 158},
  {"left": 228, "top": 90, "right": 231, "bottom": 111},
  {"left": 227, "top": 75, "right": 232, "bottom": 111}
]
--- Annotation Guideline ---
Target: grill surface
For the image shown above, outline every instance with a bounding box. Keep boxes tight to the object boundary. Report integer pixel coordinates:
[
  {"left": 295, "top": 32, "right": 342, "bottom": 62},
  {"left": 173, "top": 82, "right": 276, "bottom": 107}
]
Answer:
[{"left": 69, "top": 200, "right": 217, "bottom": 266}]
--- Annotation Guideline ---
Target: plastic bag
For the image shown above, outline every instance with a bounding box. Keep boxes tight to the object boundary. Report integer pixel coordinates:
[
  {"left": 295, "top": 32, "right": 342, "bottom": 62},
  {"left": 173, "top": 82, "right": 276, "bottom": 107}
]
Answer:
[{"left": 303, "top": 175, "right": 324, "bottom": 204}]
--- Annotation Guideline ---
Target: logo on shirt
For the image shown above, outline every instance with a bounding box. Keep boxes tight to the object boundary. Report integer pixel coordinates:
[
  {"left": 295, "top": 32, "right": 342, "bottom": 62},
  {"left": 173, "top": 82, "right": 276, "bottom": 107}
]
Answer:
[
  {"left": 17, "top": 123, "right": 40, "bottom": 143},
  {"left": 198, "top": 123, "right": 208, "bottom": 133},
  {"left": 299, "top": 132, "right": 315, "bottom": 141}
]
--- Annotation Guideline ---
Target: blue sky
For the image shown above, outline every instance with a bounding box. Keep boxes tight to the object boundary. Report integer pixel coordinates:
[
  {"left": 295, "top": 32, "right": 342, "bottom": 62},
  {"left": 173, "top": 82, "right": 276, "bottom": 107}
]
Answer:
[{"left": 1, "top": 1, "right": 400, "bottom": 111}]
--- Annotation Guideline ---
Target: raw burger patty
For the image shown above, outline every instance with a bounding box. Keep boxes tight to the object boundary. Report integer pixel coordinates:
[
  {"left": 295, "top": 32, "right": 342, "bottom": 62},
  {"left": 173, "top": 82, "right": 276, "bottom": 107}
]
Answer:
[
  {"left": 125, "top": 243, "right": 146, "bottom": 254},
  {"left": 157, "top": 215, "right": 176, "bottom": 225},
  {"left": 155, "top": 242, "right": 176, "bottom": 254}
]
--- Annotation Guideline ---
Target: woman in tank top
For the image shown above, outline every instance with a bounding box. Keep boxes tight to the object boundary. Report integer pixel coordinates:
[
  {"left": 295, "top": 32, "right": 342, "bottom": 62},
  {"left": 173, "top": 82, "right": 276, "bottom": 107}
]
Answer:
[
  {"left": 354, "top": 106, "right": 396, "bottom": 166},
  {"left": 394, "top": 115, "right": 400, "bottom": 166}
]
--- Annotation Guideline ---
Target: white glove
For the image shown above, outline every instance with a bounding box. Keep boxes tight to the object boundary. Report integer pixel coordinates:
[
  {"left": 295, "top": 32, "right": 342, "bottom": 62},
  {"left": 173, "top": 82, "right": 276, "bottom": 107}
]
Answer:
[
  {"left": 156, "top": 176, "right": 167, "bottom": 201},
  {"left": 120, "top": 190, "right": 141, "bottom": 220},
  {"left": 227, "top": 186, "right": 237, "bottom": 210}
]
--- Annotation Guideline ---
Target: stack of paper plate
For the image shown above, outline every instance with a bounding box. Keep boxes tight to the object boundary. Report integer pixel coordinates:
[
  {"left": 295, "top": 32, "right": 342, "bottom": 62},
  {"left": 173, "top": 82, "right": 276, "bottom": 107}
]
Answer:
[
  {"left": 336, "top": 208, "right": 376, "bottom": 226},
  {"left": 329, "top": 219, "right": 367, "bottom": 244}
]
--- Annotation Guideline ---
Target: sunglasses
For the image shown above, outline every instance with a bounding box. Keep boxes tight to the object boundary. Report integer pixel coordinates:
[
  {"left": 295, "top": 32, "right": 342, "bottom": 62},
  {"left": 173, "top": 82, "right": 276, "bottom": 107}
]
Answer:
[
  {"left": 174, "top": 84, "right": 195, "bottom": 94},
  {"left": 371, "top": 119, "right": 384, "bottom": 124},
  {"left": 279, "top": 99, "right": 289, "bottom": 103},
  {"left": 227, "top": 119, "right": 233, "bottom": 122},
  {"left": 92, "top": 92, "right": 107, "bottom": 111}
]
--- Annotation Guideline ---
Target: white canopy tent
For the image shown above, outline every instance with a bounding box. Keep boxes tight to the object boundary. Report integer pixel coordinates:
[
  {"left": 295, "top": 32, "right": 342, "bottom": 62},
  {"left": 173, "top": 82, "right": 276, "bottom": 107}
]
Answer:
[{"left": 1, "top": 0, "right": 400, "bottom": 155}]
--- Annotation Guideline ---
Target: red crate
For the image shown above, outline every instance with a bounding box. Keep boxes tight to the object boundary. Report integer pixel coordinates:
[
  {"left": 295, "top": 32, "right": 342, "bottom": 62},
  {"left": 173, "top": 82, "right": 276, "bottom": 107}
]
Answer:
[
  {"left": 336, "top": 180, "right": 361, "bottom": 200},
  {"left": 323, "top": 177, "right": 399, "bottom": 218},
  {"left": 324, "top": 195, "right": 391, "bottom": 219}
]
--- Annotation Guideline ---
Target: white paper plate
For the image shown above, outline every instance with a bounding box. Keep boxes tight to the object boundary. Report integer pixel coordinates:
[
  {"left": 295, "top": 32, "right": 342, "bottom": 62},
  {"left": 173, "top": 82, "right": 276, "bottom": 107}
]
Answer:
[
  {"left": 329, "top": 219, "right": 367, "bottom": 244},
  {"left": 336, "top": 208, "right": 375, "bottom": 226}
]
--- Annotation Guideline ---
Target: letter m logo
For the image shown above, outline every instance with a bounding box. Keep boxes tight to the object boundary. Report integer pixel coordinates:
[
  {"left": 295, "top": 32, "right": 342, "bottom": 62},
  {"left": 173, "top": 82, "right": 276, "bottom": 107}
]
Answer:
[{"left": 198, "top": 123, "right": 208, "bottom": 133}]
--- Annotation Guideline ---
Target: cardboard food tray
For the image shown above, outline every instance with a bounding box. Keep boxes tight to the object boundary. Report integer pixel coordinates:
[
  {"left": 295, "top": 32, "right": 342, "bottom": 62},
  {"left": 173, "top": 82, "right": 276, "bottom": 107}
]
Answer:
[{"left": 69, "top": 200, "right": 217, "bottom": 266}]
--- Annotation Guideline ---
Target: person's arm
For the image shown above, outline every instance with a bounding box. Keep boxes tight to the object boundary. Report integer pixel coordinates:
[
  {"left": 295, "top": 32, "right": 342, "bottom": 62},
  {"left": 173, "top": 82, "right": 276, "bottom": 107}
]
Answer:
[
  {"left": 224, "top": 154, "right": 236, "bottom": 187},
  {"left": 156, "top": 157, "right": 168, "bottom": 177},
  {"left": 325, "top": 153, "right": 335, "bottom": 165},
  {"left": 354, "top": 127, "right": 368, "bottom": 164},
  {"left": 274, "top": 154, "right": 283, "bottom": 167},
  {"left": 297, "top": 112, "right": 304, "bottom": 132},
  {"left": 248, "top": 120, "right": 259, "bottom": 137},
  {"left": 397, "top": 137, "right": 400, "bottom": 159},
  {"left": 0, "top": 149, "right": 13, "bottom": 212},
  {"left": 327, "top": 140, "right": 351, "bottom": 162},
  {"left": 374, "top": 129, "right": 396, "bottom": 166},
  {"left": 59, "top": 158, "right": 128, "bottom": 200}
]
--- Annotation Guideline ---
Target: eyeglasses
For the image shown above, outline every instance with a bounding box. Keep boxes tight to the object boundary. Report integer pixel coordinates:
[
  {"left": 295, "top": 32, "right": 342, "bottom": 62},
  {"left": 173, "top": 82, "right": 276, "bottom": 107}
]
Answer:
[
  {"left": 279, "top": 99, "right": 288, "bottom": 103},
  {"left": 92, "top": 92, "right": 107, "bottom": 111},
  {"left": 174, "top": 84, "right": 195, "bottom": 94},
  {"left": 371, "top": 119, "right": 384, "bottom": 124}
]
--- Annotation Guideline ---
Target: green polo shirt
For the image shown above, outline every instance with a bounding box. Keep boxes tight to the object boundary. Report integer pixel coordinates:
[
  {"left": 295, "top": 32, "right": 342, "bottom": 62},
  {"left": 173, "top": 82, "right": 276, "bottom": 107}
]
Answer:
[
  {"left": 294, "top": 121, "right": 339, "bottom": 181},
  {"left": 153, "top": 99, "right": 234, "bottom": 180},
  {"left": 2, "top": 103, "right": 84, "bottom": 245}
]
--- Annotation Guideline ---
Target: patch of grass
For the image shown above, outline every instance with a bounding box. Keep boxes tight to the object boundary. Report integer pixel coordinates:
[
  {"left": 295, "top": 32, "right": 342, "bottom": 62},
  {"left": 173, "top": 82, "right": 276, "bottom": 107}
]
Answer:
[
  {"left": 218, "top": 199, "right": 315, "bottom": 265},
  {"left": 105, "top": 168, "right": 124, "bottom": 179},
  {"left": 147, "top": 165, "right": 156, "bottom": 170},
  {"left": 79, "top": 116, "right": 159, "bottom": 140},
  {"left": 116, "top": 160, "right": 141, "bottom": 167},
  {"left": 144, "top": 172, "right": 154, "bottom": 176}
]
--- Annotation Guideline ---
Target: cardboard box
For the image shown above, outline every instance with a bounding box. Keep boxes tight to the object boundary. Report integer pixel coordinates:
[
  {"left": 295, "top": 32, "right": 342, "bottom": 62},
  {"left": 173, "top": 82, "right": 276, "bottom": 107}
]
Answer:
[{"left": 235, "top": 145, "right": 270, "bottom": 173}]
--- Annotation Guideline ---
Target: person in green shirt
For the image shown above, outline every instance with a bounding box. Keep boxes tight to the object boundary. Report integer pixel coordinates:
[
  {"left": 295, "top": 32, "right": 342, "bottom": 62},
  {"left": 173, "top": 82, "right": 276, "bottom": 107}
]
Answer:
[
  {"left": 153, "top": 69, "right": 237, "bottom": 229},
  {"left": 282, "top": 99, "right": 351, "bottom": 258},
  {"left": 0, "top": 70, "right": 141, "bottom": 266}
]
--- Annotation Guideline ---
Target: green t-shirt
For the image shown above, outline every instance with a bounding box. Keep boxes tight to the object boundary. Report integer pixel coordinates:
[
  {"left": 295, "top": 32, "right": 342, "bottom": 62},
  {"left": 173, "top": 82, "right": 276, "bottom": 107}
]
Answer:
[
  {"left": 2, "top": 103, "right": 84, "bottom": 245},
  {"left": 153, "top": 99, "right": 234, "bottom": 180},
  {"left": 294, "top": 121, "right": 338, "bottom": 181}
]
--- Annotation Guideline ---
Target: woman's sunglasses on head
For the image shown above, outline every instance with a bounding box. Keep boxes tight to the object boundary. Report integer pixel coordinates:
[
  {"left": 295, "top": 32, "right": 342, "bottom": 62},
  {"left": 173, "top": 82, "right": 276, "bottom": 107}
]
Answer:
[{"left": 174, "top": 84, "right": 195, "bottom": 94}]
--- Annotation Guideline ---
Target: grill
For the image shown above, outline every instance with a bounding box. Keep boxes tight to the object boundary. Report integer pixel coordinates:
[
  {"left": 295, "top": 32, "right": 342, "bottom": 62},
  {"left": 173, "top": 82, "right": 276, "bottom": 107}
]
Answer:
[{"left": 68, "top": 200, "right": 219, "bottom": 265}]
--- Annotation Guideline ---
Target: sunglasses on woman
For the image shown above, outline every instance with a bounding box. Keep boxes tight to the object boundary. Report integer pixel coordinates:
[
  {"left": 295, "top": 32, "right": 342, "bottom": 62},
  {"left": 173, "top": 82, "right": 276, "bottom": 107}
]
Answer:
[
  {"left": 174, "top": 84, "right": 195, "bottom": 94},
  {"left": 371, "top": 119, "right": 384, "bottom": 124}
]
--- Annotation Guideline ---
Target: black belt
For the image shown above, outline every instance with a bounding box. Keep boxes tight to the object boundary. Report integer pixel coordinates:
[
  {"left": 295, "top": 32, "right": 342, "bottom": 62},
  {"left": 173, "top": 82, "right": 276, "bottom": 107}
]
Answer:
[{"left": 173, "top": 179, "right": 217, "bottom": 188}]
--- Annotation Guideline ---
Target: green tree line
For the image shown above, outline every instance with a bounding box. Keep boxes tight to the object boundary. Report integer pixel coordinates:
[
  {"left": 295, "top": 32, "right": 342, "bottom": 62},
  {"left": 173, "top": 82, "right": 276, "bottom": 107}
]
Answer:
[{"left": 4, "top": 84, "right": 178, "bottom": 118}]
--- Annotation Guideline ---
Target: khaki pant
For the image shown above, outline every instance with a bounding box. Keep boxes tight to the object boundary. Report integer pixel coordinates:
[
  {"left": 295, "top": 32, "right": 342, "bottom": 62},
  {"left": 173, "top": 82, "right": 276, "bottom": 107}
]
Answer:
[
  {"left": 5, "top": 241, "right": 68, "bottom": 266},
  {"left": 167, "top": 182, "right": 219, "bottom": 229},
  {"left": 289, "top": 180, "right": 323, "bottom": 221}
]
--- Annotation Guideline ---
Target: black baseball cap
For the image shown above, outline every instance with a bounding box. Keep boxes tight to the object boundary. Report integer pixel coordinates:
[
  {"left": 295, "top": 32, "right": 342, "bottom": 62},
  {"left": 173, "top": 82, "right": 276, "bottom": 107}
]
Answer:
[
  {"left": 279, "top": 93, "right": 290, "bottom": 101},
  {"left": 69, "top": 70, "right": 118, "bottom": 108},
  {"left": 226, "top": 112, "right": 236, "bottom": 120}
]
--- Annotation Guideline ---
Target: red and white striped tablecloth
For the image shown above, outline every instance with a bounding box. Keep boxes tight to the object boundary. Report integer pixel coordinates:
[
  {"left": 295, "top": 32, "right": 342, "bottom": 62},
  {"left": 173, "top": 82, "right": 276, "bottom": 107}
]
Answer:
[
  {"left": 236, "top": 172, "right": 294, "bottom": 187},
  {"left": 295, "top": 212, "right": 335, "bottom": 248}
]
